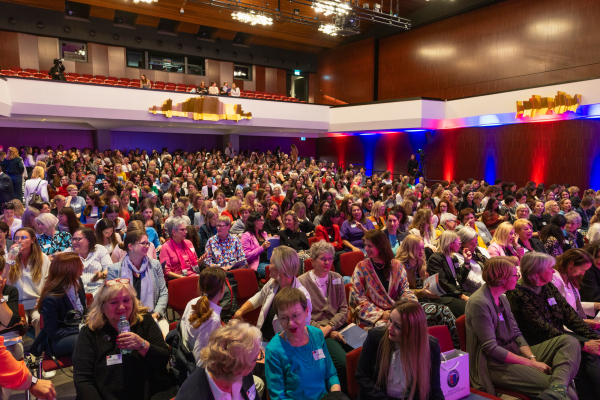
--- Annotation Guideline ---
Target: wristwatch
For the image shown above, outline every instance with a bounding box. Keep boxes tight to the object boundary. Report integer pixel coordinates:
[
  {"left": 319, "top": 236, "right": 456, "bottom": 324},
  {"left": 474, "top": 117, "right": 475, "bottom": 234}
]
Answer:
[
  {"left": 139, "top": 339, "right": 147, "bottom": 350},
  {"left": 28, "top": 375, "right": 38, "bottom": 390},
  {"left": 0, "top": 297, "right": 6, "bottom": 304},
  {"left": 528, "top": 355, "right": 537, "bottom": 360}
]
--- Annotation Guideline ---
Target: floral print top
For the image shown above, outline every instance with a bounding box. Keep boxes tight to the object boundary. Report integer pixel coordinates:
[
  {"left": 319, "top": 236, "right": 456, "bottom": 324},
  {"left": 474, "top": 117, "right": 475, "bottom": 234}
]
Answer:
[
  {"left": 349, "top": 258, "right": 417, "bottom": 329},
  {"left": 37, "top": 232, "right": 72, "bottom": 255},
  {"left": 204, "top": 234, "right": 246, "bottom": 270}
]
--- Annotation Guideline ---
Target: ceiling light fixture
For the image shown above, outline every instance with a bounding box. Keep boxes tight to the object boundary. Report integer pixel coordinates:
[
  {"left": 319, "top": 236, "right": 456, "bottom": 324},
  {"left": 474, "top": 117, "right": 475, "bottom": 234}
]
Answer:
[
  {"left": 232, "top": 11, "right": 273, "bottom": 25},
  {"left": 318, "top": 23, "right": 339, "bottom": 35},
  {"left": 133, "top": 0, "right": 158, "bottom": 3},
  {"left": 312, "top": 0, "right": 351, "bottom": 16}
]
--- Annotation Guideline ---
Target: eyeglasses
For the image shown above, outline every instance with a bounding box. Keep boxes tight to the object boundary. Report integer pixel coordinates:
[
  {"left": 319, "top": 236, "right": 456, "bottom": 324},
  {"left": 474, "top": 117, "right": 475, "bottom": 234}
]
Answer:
[
  {"left": 216, "top": 224, "right": 230, "bottom": 228},
  {"left": 14, "top": 236, "right": 29, "bottom": 241},
  {"left": 278, "top": 313, "right": 304, "bottom": 325},
  {"left": 105, "top": 278, "right": 130, "bottom": 286},
  {"left": 136, "top": 241, "right": 151, "bottom": 247},
  {"left": 72, "top": 237, "right": 86, "bottom": 243}
]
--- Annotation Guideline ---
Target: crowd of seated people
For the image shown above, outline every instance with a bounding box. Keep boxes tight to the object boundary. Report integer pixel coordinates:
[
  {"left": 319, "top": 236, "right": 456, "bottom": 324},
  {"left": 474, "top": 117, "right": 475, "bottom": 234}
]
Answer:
[{"left": 3, "top": 142, "right": 600, "bottom": 399}]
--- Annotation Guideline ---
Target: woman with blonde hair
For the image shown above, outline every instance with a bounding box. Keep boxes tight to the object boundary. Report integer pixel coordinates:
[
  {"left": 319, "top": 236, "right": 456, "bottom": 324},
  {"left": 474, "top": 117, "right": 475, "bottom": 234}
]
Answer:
[
  {"left": 24, "top": 165, "right": 49, "bottom": 205},
  {"left": 408, "top": 209, "right": 436, "bottom": 248},
  {"left": 279, "top": 210, "right": 311, "bottom": 268},
  {"left": 2, "top": 227, "right": 51, "bottom": 335},
  {"left": 1, "top": 147, "right": 25, "bottom": 201},
  {"left": 356, "top": 299, "right": 443, "bottom": 400},
  {"left": 488, "top": 221, "right": 525, "bottom": 263},
  {"left": 176, "top": 320, "right": 264, "bottom": 399},
  {"left": 427, "top": 230, "right": 473, "bottom": 317},
  {"left": 221, "top": 196, "right": 242, "bottom": 223},
  {"left": 72, "top": 279, "right": 176, "bottom": 399},
  {"left": 368, "top": 201, "right": 386, "bottom": 230}
]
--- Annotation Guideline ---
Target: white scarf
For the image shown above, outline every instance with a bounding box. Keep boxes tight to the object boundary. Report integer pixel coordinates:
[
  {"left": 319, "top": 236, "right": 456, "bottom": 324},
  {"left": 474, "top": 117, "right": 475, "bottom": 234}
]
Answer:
[{"left": 121, "top": 254, "right": 155, "bottom": 312}]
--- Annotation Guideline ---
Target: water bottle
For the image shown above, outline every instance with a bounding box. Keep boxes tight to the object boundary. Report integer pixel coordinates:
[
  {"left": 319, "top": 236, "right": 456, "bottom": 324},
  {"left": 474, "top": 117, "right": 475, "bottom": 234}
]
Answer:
[
  {"left": 117, "top": 315, "right": 131, "bottom": 354},
  {"left": 9, "top": 244, "right": 21, "bottom": 258}
]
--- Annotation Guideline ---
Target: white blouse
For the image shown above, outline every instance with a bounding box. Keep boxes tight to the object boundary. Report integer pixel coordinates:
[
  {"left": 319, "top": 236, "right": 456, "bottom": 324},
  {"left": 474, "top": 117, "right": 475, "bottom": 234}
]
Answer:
[
  {"left": 11, "top": 254, "right": 51, "bottom": 310},
  {"left": 181, "top": 298, "right": 223, "bottom": 366}
]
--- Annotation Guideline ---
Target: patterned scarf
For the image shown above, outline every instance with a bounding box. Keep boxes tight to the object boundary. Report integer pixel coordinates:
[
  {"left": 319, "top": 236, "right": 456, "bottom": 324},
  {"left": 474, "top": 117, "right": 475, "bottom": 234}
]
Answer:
[{"left": 121, "top": 254, "right": 155, "bottom": 312}]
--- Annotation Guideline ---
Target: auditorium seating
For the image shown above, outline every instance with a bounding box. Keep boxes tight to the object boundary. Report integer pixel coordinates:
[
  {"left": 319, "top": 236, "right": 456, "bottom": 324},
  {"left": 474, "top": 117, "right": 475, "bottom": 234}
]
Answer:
[{"left": 0, "top": 68, "right": 304, "bottom": 101}]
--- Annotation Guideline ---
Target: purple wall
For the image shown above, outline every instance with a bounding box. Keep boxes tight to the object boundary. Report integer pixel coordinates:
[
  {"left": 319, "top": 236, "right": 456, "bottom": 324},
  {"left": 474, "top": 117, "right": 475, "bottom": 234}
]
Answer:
[
  {"left": 111, "top": 131, "right": 223, "bottom": 154},
  {"left": 0, "top": 128, "right": 94, "bottom": 150},
  {"left": 239, "top": 136, "right": 317, "bottom": 159}
]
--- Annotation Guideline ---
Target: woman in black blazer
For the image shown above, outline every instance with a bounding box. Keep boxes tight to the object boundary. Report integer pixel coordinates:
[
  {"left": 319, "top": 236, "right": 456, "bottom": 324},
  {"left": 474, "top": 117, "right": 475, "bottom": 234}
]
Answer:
[
  {"left": 32, "top": 252, "right": 87, "bottom": 358},
  {"left": 279, "top": 211, "right": 311, "bottom": 269},
  {"left": 426, "top": 231, "right": 474, "bottom": 317},
  {"left": 356, "top": 299, "right": 444, "bottom": 400}
]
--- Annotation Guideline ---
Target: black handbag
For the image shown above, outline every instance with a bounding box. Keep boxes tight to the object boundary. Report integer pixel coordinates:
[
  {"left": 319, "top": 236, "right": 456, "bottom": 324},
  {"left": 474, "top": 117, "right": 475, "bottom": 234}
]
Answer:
[
  {"left": 220, "top": 272, "right": 239, "bottom": 323},
  {"left": 28, "top": 179, "right": 43, "bottom": 206}
]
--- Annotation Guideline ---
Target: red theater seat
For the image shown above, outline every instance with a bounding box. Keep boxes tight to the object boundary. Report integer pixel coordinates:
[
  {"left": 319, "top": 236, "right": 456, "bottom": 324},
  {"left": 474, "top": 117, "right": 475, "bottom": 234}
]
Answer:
[
  {"left": 131, "top": 79, "right": 141, "bottom": 83},
  {"left": 107, "top": 76, "right": 118, "bottom": 81},
  {"left": 9, "top": 67, "right": 23, "bottom": 72},
  {"left": 25, "top": 68, "right": 38, "bottom": 74},
  {"left": 65, "top": 76, "right": 76, "bottom": 82},
  {"left": 119, "top": 78, "right": 130, "bottom": 83},
  {"left": 94, "top": 75, "right": 106, "bottom": 80},
  {"left": 33, "top": 73, "right": 46, "bottom": 79},
  {"left": 81, "top": 74, "right": 93, "bottom": 79},
  {"left": 77, "top": 77, "right": 90, "bottom": 83},
  {"left": 68, "top": 73, "right": 80, "bottom": 78},
  {"left": 17, "top": 72, "right": 32, "bottom": 77},
  {"left": 1, "top": 70, "right": 15, "bottom": 76},
  {"left": 103, "top": 80, "right": 115, "bottom": 85},
  {"left": 117, "top": 82, "right": 128, "bottom": 86},
  {"left": 90, "top": 79, "right": 103, "bottom": 84},
  {"left": 40, "top": 70, "right": 49, "bottom": 75}
]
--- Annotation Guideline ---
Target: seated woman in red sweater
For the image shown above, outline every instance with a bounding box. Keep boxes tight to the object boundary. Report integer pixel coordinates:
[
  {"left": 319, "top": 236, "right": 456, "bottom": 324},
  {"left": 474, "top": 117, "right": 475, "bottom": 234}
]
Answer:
[
  {"left": 482, "top": 197, "right": 509, "bottom": 235},
  {"left": 315, "top": 209, "right": 345, "bottom": 275}
]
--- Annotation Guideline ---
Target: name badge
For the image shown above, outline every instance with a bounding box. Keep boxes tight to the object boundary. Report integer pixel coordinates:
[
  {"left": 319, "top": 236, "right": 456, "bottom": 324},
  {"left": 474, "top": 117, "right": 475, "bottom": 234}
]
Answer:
[
  {"left": 542, "top": 222, "right": 547, "bottom": 225},
  {"left": 498, "top": 313, "right": 505, "bottom": 322},
  {"left": 313, "top": 349, "right": 325, "bottom": 360},
  {"left": 43, "top": 244, "right": 51, "bottom": 249},
  {"left": 333, "top": 278, "right": 341, "bottom": 285},
  {"left": 106, "top": 354, "right": 122, "bottom": 366},
  {"left": 350, "top": 224, "right": 357, "bottom": 228},
  {"left": 246, "top": 384, "right": 257, "bottom": 400},
  {"left": 548, "top": 297, "right": 557, "bottom": 306}
]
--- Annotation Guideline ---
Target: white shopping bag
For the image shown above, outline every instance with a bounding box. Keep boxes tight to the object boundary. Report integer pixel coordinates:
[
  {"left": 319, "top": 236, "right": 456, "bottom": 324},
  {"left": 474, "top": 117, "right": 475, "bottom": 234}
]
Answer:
[{"left": 440, "top": 349, "right": 470, "bottom": 400}]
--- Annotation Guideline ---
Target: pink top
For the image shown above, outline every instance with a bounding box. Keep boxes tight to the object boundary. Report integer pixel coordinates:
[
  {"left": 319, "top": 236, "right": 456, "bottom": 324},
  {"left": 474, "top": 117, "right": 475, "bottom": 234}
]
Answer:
[
  {"left": 159, "top": 239, "right": 198, "bottom": 278},
  {"left": 240, "top": 230, "right": 268, "bottom": 271}
]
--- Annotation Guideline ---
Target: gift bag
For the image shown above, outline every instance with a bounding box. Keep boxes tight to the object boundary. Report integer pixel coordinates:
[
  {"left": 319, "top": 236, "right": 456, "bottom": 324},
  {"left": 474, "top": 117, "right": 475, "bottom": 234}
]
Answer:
[{"left": 440, "top": 349, "right": 470, "bottom": 400}]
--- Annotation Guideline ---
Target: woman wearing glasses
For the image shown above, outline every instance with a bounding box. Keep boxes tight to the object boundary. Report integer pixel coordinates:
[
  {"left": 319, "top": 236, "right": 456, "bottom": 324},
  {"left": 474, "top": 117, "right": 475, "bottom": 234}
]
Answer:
[
  {"left": 2, "top": 227, "right": 51, "bottom": 336},
  {"left": 107, "top": 230, "right": 169, "bottom": 336},
  {"left": 32, "top": 253, "right": 86, "bottom": 359},
  {"left": 73, "top": 278, "right": 176, "bottom": 400},
  {"left": 159, "top": 217, "right": 200, "bottom": 281},
  {"left": 72, "top": 228, "right": 113, "bottom": 295},
  {"left": 265, "top": 287, "right": 346, "bottom": 400},
  {"left": 466, "top": 256, "right": 581, "bottom": 399},
  {"left": 233, "top": 246, "right": 312, "bottom": 342}
]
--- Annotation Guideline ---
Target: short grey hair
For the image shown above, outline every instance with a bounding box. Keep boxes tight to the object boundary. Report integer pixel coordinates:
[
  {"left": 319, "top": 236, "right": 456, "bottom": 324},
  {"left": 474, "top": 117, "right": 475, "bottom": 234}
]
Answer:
[
  {"left": 35, "top": 213, "right": 58, "bottom": 231},
  {"left": 565, "top": 211, "right": 582, "bottom": 225},
  {"left": 165, "top": 217, "right": 186, "bottom": 237},
  {"left": 457, "top": 227, "right": 478, "bottom": 244},
  {"left": 310, "top": 240, "right": 335, "bottom": 261},
  {"left": 270, "top": 246, "right": 300, "bottom": 277},
  {"left": 520, "top": 252, "right": 555, "bottom": 286}
]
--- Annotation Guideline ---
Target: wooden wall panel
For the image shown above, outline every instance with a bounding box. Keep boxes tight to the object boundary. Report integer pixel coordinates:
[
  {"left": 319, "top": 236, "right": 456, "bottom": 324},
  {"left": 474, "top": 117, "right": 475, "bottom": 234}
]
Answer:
[
  {"left": 107, "top": 46, "right": 125, "bottom": 79},
  {"left": 220, "top": 61, "right": 234, "bottom": 87},
  {"left": 265, "top": 67, "right": 278, "bottom": 94},
  {"left": 233, "top": 79, "right": 244, "bottom": 90},
  {"left": 17, "top": 33, "right": 39, "bottom": 70},
  {"left": 205, "top": 59, "right": 221, "bottom": 87},
  {"left": 37, "top": 36, "right": 59, "bottom": 72},
  {"left": 277, "top": 69, "right": 287, "bottom": 96},
  {"left": 316, "top": 38, "right": 374, "bottom": 105},
  {"left": 378, "top": 0, "right": 600, "bottom": 101},
  {"left": 0, "top": 31, "right": 20, "bottom": 70},
  {"left": 90, "top": 43, "right": 109, "bottom": 77},
  {"left": 255, "top": 66, "right": 266, "bottom": 92},
  {"left": 308, "top": 73, "right": 315, "bottom": 103}
]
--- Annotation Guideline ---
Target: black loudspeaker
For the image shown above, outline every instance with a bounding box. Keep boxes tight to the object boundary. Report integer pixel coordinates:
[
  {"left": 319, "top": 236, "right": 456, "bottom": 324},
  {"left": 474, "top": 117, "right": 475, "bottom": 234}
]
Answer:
[{"left": 425, "top": 130, "right": 435, "bottom": 144}]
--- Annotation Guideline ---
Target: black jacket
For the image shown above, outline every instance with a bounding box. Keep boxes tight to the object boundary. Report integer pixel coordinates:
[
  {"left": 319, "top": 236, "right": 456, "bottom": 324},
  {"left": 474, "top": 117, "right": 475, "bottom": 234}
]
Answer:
[
  {"left": 278, "top": 228, "right": 310, "bottom": 251},
  {"left": 518, "top": 237, "right": 548, "bottom": 254},
  {"left": 427, "top": 253, "right": 471, "bottom": 301},
  {"left": 356, "top": 326, "right": 444, "bottom": 400},
  {"left": 165, "top": 320, "right": 196, "bottom": 388},
  {"left": 175, "top": 367, "right": 255, "bottom": 400},
  {"left": 580, "top": 264, "right": 600, "bottom": 303},
  {"left": 32, "top": 280, "right": 87, "bottom": 356},
  {"left": 407, "top": 159, "right": 419, "bottom": 176},
  {"left": 0, "top": 285, "right": 21, "bottom": 335},
  {"left": 0, "top": 173, "right": 15, "bottom": 204},
  {"left": 1, "top": 157, "right": 25, "bottom": 176},
  {"left": 73, "top": 313, "right": 176, "bottom": 400}
]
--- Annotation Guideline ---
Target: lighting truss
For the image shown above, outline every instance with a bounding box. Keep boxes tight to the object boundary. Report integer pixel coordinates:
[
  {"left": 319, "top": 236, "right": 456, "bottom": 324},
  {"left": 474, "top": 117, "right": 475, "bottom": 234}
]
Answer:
[
  {"left": 187, "top": 0, "right": 410, "bottom": 31},
  {"left": 312, "top": 0, "right": 351, "bottom": 16},
  {"left": 318, "top": 23, "right": 339, "bottom": 35},
  {"left": 232, "top": 11, "right": 274, "bottom": 25}
]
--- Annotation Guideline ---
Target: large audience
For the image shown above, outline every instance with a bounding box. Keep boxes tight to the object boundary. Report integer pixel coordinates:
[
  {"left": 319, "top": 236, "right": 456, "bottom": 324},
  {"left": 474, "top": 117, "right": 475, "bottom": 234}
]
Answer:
[{"left": 0, "top": 142, "right": 599, "bottom": 400}]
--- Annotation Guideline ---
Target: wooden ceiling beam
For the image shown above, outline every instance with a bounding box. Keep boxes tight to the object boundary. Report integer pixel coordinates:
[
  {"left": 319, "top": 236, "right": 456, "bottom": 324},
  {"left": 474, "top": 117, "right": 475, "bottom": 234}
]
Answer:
[{"left": 89, "top": 6, "right": 115, "bottom": 20}]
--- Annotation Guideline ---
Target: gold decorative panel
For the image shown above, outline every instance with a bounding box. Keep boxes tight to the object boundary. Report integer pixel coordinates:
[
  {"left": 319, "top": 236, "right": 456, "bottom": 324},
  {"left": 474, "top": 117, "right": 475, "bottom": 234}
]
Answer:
[
  {"left": 516, "top": 91, "right": 581, "bottom": 119},
  {"left": 149, "top": 96, "right": 252, "bottom": 122}
]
